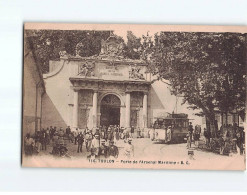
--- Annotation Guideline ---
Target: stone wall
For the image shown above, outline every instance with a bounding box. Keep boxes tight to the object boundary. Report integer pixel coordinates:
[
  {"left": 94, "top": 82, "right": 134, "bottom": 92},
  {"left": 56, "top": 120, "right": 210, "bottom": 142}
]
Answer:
[{"left": 23, "top": 41, "right": 45, "bottom": 136}]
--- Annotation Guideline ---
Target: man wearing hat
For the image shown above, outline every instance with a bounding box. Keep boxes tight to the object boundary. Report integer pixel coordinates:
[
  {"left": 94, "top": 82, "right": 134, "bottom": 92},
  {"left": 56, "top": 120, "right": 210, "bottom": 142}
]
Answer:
[
  {"left": 99, "top": 139, "right": 108, "bottom": 158},
  {"left": 166, "top": 126, "right": 172, "bottom": 143},
  {"left": 107, "top": 127, "right": 113, "bottom": 142},
  {"left": 77, "top": 132, "right": 84, "bottom": 153},
  {"left": 24, "top": 133, "right": 35, "bottom": 156},
  {"left": 91, "top": 134, "right": 100, "bottom": 156},
  {"left": 58, "top": 127, "right": 64, "bottom": 137},
  {"left": 124, "top": 138, "right": 134, "bottom": 158},
  {"left": 94, "top": 128, "right": 100, "bottom": 137},
  {"left": 85, "top": 129, "right": 93, "bottom": 152},
  {"left": 34, "top": 129, "right": 42, "bottom": 153},
  {"left": 107, "top": 140, "right": 119, "bottom": 159}
]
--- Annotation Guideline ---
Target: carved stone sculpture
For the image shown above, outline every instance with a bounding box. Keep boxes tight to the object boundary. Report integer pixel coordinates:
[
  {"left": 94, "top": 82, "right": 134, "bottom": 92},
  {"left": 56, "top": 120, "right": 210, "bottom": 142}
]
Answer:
[
  {"left": 78, "top": 62, "right": 95, "bottom": 77},
  {"left": 129, "top": 64, "right": 145, "bottom": 80}
]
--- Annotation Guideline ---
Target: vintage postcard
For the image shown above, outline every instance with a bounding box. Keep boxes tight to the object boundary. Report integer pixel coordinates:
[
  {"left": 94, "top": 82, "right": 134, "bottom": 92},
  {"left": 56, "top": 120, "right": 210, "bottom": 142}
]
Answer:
[{"left": 22, "top": 23, "right": 246, "bottom": 170}]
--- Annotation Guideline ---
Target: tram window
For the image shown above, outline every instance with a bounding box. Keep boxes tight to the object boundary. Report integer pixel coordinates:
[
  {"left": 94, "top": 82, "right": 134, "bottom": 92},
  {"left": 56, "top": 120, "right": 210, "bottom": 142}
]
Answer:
[{"left": 184, "top": 121, "right": 188, "bottom": 127}]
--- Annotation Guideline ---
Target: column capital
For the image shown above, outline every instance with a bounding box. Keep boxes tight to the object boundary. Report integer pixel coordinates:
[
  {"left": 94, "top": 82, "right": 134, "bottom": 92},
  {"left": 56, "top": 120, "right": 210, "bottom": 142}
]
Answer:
[{"left": 73, "top": 88, "right": 80, "bottom": 92}]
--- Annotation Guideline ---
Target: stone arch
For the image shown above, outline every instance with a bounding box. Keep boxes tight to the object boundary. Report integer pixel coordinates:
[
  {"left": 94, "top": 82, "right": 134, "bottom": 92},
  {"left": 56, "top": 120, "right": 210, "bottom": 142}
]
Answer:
[
  {"left": 98, "top": 92, "right": 125, "bottom": 107},
  {"left": 99, "top": 93, "right": 122, "bottom": 126}
]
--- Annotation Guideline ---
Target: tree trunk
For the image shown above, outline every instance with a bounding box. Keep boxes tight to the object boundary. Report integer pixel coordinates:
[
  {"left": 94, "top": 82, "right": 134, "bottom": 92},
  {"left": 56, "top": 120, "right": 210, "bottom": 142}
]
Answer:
[{"left": 205, "top": 112, "right": 217, "bottom": 138}]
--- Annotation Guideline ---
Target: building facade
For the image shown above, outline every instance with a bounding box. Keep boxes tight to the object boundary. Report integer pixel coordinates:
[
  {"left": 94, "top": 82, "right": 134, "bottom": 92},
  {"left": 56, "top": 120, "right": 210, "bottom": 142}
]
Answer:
[
  {"left": 41, "top": 35, "right": 202, "bottom": 132},
  {"left": 23, "top": 40, "right": 45, "bottom": 136}
]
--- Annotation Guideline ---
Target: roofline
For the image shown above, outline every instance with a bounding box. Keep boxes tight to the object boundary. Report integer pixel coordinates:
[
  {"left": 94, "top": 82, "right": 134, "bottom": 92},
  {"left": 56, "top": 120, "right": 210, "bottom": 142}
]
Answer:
[
  {"left": 69, "top": 76, "right": 152, "bottom": 85},
  {"left": 59, "top": 56, "right": 147, "bottom": 66}
]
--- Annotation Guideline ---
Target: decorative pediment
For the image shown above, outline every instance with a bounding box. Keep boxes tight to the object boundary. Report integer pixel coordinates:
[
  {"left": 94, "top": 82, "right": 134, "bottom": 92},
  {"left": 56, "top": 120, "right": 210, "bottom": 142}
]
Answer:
[{"left": 99, "top": 35, "right": 125, "bottom": 58}]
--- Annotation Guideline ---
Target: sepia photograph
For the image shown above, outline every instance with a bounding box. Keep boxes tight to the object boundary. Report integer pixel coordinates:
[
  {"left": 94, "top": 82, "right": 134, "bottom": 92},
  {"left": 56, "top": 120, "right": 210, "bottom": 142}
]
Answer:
[{"left": 22, "top": 23, "right": 246, "bottom": 170}]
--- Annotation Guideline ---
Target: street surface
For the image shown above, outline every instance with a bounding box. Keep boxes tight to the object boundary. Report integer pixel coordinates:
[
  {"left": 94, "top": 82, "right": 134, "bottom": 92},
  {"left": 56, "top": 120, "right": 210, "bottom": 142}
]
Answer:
[{"left": 36, "top": 138, "right": 245, "bottom": 167}]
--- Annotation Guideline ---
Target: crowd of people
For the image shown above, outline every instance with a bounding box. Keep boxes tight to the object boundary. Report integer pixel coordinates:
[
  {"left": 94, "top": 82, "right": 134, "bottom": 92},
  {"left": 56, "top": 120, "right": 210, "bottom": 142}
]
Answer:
[
  {"left": 23, "top": 122, "right": 245, "bottom": 159},
  {"left": 186, "top": 122, "right": 245, "bottom": 156},
  {"left": 203, "top": 123, "right": 245, "bottom": 155},
  {"left": 24, "top": 125, "right": 135, "bottom": 159}
]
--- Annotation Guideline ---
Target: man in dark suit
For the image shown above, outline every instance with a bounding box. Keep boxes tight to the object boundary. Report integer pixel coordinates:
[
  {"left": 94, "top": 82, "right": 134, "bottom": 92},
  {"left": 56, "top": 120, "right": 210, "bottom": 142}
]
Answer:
[
  {"left": 77, "top": 132, "right": 84, "bottom": 153},
  {"left": 107, "top": 140, "right": 119, "bottom": 159}
]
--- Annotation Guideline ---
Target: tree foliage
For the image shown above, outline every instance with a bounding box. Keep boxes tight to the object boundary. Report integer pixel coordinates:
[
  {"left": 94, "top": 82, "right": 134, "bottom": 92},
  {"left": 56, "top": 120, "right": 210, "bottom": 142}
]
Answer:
[
  {"left": 25, "top": 30, "right": 143, "bottom": 73},
  {"left": 142, "top": 32, "right": 246, "bottom": 135},
  {"left": 123, "top": 31, "right": 142, "bottom": 59},
  {"left": 25, "top": 30, "right": 112, "bottom": 73}
]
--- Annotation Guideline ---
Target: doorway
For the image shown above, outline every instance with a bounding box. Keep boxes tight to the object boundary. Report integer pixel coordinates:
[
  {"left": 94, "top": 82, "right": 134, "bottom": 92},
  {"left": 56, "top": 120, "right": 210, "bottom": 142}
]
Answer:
[{"left": 100, "top": 94, "right": 121, "bottom": 126}]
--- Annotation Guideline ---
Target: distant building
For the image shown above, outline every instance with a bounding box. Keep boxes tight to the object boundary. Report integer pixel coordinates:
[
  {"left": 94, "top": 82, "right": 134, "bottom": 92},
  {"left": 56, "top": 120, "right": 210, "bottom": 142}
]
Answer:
[
  {"left": 202, "top": 112, "right": 244, "bottom": 130},
  {"left": 22, "top": 40, "right": 45, "bottom": 136}
]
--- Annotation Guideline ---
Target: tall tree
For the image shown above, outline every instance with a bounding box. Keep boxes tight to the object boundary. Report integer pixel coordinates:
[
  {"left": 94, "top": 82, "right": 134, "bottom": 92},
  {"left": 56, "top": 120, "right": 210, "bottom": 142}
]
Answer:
[
  {"left": 25, "top": 30, "right": 111, "bottom": 73},
  {"left": 124, "top": 31, "right": 142, "bottom": 59},
  {"left": 142, "top": 32, "right": 246, "bottom": 136}
]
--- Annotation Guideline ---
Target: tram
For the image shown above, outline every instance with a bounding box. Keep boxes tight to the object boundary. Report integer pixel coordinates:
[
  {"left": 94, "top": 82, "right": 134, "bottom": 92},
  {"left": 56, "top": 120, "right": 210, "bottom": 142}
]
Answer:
[{"left": 151, "top": 113, "right": 190, "bottom": 143}]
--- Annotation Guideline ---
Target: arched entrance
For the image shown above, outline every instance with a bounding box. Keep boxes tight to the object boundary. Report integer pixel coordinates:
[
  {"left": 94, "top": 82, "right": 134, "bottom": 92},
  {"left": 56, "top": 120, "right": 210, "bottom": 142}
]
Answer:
[{"left": 100, "top": 94, "right": 121, "bottom": 126}]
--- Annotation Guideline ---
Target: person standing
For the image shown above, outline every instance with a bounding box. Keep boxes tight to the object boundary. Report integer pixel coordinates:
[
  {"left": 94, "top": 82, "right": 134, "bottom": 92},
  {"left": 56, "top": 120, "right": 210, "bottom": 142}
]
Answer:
[
  {"left": 166, "top": 126, "right": 172, "bottom": 143},
  {"left": 77, "top": 132, "right": 84, "bottom": 153},
  {"left": 236, "top": 129, "right": 244, "bottom": 155},
  {"left": 74, "top": 128, "right": 79, "bottom": 145},
  {"left": 24, "top": 133, "right": 35, "bottom": 156},
  {"left": 91, "top": 134, "right": 100, "bottom": 156},
  {"left": 51, "top": 126, "right": 57, "bottom": 142},
  {"left": 99, "top": 139, "right": 108, "bottom": 158},
  {"left": 107, "top": 140, "right": 119, "bottom": 159},
  {"left": 149, "top": 124, "right": 155, "bottom": 141},
  {"left": 41, "top": 128, "right": 48, "bottom": 151},
  {"left": 107, "top": 127, "right": 113, "bottom": 142},
  {"left": 120, "top": 127, "right": 124, "bottom": 140},
  {"left": 124, "top": 138, "right": 134, "bottom": 158},
  {"left": 85, "top": 129, "right": 93, "bottom": 152},
  {"left": 35, "top": 130, "right": 42, "bottom": 153},
  {"left": 46, "top": 127, "right": 50, "bottom": 145},
  {"left": 194, "top": 125, "right": 201, "bottom": 146},
  {"left": 186, "top": 131, "right": 192, "bottom": 149},
  {"left": 49, "top": 126, "right": 54, "bottom": 142},
  {"left": 66, "top": 126, "right": 71, "bottom": 135},
  {"left": 65, "top": 126, "right": 72, "bottom": 142},
  {"left": 130, "top": 126, "right": 135, "bottom": 138},
  {"left": 188, "top": 122, "right": 193, "bottom": 144},
  {"left": 116, "top": 125, "right": 120, "bottom": 141},
  {"left": 58, "top": 127, "right": 64, "bottom": 137},
  {"left": 94, "top": 128, "right": 100, "bottom": 137}
]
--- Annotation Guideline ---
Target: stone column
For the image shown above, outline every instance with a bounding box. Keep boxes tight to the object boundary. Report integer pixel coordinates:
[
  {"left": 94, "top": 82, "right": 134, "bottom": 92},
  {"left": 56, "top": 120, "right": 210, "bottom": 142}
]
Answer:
[
  {"left": 92, "top": 91, "right": 98, "bottom": 128},
  {"left": 125, "top": 92, "right": 131, "bottom": 128},
  {"left": 143, "top": 92, "right": 148, "bottom": 128},
  {"left": 73, "top": 90, "right": 79, "bottom": 129}
]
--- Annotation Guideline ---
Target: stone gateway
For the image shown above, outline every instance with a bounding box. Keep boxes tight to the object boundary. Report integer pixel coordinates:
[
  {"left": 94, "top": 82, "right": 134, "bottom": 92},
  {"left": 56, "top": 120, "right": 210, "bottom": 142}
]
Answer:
[{"left": 41, "top": 35, "right": 199, "bottom": 133}]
